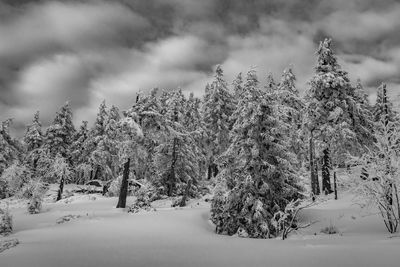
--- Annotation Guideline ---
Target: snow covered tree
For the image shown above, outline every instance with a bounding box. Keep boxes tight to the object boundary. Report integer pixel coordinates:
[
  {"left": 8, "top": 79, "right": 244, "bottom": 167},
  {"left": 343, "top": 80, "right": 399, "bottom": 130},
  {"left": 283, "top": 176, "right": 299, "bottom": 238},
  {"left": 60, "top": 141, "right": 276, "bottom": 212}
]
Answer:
[
  {"left": 373, "top": 83, "right": 396, "bottom": 128},
  {"left": 0, "top": 162, "right": 32, "bottom": 197},
  {"left": 203, "top": 65, "right": 235, "bottom": 179},
  {"left": 24, "top": 111, "right": 44, "bottom": 172},
  {"left": 24, "top": 111, "right": 43, "bottom": 152},
  {"left": 350, "top": 79, "right": 375, "bottom": 155},
  {"left": 304, "top": 38, "right": 362, "bottom": 194},
  {"left": 126, "top": 88, "right": 165, "bottom": 181},
  {"left": 354, "top": 119, "right": 400, "bottom": 233},
  {"left": 154, "top": 89, "right": 201, "bottom": 196},
  {"left": 265, "top": 72, "right": 277, "bottom": 94},
  {"left": 0, "top": 208, "right": 13, "bottom": 236},
  {"left": 92, "top": 100, "right": 108, "bottom": 137},
  {"left": 276, "top": 67, "right": 306, "bottom": 165},
  {"left": 70, "top": 121, "right": 91, "bottom": 183},
  {"left": 0, "top": 119, "right": 22, "bottom": 177},
  {"left": 116, "top": 111, "right": 143, "bottom": 208},
  {"left": 212, "top": 69, "right": 301, "bottom": 238},
  {"left": 232, "top": 72, "right": 244, "bottom": 100},
  {"left": 48, "top": 154, "right": 72, "bottom": 201},
  {"left": 44, "top": 102, "right": 75, "bottom": 158}
]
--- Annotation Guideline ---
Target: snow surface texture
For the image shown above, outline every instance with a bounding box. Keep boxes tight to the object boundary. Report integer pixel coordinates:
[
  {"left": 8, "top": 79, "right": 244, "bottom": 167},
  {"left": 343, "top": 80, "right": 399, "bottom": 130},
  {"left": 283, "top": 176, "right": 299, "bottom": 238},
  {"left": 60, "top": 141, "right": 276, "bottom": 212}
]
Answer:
[{"left": 0, "top": 192, "right": 399, "bottom": 267}]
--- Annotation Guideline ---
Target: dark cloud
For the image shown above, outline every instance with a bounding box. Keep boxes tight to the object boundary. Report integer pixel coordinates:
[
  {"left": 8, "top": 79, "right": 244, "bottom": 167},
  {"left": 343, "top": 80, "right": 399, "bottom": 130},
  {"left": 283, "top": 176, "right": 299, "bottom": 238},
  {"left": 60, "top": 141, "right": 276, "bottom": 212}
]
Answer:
[{"left": 1, "top": 0, "right": 400, "bottom": 135}]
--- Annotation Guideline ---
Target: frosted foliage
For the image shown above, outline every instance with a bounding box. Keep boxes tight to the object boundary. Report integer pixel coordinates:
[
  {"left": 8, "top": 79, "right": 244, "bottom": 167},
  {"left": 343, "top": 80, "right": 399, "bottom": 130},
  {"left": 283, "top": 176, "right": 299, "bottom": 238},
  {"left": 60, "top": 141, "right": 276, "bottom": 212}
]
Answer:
[
  {"left": 353, "top": 120, "right": 400, "bottom": 233},
  {"left": 212, "top": 69, "right": 301, "bottom": 239},
  {"left": 0, "top": 163, "right": 31, "bottom": 196},
  {"left": 0, "top": 208, "right": 12, "bottom": 236}
]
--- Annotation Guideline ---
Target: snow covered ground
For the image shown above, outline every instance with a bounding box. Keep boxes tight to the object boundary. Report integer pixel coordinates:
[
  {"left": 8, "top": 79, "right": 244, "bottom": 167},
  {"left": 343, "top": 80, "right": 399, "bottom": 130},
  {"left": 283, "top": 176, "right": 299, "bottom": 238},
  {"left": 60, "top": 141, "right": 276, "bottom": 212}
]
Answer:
[{"left": 1, "top": 189, "right": 400, "bottom": 267}]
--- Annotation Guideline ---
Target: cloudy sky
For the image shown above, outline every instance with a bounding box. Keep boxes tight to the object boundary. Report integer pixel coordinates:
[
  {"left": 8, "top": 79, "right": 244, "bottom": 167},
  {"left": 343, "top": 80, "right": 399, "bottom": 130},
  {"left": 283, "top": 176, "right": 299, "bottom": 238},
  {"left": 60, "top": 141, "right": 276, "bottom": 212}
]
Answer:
[{"left": 1, "top": 0, "right": 400, "bottom": 134}]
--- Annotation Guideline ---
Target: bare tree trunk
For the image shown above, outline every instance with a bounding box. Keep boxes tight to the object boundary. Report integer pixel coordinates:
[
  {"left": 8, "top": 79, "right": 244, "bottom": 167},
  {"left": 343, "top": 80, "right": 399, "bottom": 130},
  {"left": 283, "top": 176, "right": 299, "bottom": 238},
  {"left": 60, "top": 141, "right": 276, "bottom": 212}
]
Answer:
[
  {"left": 322, "top": 148, "right": 332, "bottom": 194},
  {"left": 334, "top": 171, "right": 338, "bottom": 200},
  {"left": 179, "top": 179, "right": 192, "bottom": 207},
  {"left": 309, "top": 132, "right": 320, "bottom": 199},
  {"left": 56, "top": 170, "right": 65, "bottom": 201},
  {"left": 116, "top": 158, "right": 130, "bottom": 208}
]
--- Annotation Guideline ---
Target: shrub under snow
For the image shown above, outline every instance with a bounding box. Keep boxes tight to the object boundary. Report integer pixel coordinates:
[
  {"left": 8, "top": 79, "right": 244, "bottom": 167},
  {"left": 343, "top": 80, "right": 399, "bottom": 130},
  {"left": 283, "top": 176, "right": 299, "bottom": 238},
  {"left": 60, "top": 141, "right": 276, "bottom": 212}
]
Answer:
[{"left": 0, "top": 208, "right": 13, "bottom": 236}]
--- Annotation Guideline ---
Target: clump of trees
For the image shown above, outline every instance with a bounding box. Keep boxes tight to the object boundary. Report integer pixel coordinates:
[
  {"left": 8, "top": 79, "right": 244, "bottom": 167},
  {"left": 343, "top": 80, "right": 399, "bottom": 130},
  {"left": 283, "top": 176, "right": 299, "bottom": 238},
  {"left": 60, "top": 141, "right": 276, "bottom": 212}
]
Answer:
[{"left": 0, "top": 38, "right": 397, "bottom": 236}]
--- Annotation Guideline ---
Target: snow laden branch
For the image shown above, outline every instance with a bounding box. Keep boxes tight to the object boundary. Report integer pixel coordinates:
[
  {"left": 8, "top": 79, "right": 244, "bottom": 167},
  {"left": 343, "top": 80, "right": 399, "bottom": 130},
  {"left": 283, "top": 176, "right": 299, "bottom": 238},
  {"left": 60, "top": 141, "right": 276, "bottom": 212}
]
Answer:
[{"left": 272, "top": 199, "right": 318, "bottom": 240}]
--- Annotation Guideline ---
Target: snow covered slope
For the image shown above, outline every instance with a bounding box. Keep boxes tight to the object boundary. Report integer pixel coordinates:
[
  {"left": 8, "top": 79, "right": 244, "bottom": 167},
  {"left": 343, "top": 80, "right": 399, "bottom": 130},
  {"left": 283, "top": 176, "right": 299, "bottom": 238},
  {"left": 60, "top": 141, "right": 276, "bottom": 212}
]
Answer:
[{"left": 1, "top": 192, "right": 399, "bottom": 267}]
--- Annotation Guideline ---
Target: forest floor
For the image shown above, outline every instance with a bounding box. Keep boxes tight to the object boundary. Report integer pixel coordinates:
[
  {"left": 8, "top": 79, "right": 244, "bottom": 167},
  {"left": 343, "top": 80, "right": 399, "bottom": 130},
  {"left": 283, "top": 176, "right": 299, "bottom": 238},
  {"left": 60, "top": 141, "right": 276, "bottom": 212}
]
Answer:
[{"left": 1, "top": 184, "right": 400, "bottom": 267}]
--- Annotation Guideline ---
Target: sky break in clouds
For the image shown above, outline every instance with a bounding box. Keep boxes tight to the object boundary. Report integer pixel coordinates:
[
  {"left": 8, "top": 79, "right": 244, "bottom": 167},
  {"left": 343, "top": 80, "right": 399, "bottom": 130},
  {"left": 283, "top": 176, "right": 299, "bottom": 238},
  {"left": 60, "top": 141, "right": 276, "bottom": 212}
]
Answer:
[{"left": 1, "top": 0, "right": 400, "bottom": 134}]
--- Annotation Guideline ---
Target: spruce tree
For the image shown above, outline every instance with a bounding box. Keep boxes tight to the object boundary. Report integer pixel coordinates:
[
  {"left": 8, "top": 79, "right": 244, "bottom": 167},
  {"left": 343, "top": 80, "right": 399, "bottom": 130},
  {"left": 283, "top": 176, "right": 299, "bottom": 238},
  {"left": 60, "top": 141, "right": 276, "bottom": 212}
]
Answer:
[
  {"left": 154, "top": 89, "right": 201, "bottom": 196},
  {"left": 44, "top": 102, "right": 75, "bottom": 158},
  {"left": 305, "top": 38, "right": 362, "bottom": 194},
  {"left": 373, "top": 83, "right": 396, "bottom": 127},
  {"left": 276, "top": 67, "right": 306, "bottom": 165},
  {"left": 202, "top": 65, "right": 235, "bottom": 179},
  {"left": 24, "top": 112, "right": 43, "bottom": 171},
  {"left": 212, "top": 69, "right": 301, "bottom": 238}
]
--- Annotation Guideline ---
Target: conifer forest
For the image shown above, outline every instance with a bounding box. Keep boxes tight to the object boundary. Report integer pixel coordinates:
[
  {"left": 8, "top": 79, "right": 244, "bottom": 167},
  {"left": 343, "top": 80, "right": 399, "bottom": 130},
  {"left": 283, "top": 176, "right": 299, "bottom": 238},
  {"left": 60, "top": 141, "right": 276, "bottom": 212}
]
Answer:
[{"left": 1, "top": 1, "right": 400, "bottom": 266}]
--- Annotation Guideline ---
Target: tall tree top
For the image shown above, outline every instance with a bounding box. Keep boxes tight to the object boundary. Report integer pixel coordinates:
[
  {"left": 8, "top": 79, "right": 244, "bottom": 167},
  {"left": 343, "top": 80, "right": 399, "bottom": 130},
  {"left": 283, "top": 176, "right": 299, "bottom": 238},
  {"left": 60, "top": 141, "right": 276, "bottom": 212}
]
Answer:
[{"left": 316, "top": 38, "right": 340, "bottom": 73}]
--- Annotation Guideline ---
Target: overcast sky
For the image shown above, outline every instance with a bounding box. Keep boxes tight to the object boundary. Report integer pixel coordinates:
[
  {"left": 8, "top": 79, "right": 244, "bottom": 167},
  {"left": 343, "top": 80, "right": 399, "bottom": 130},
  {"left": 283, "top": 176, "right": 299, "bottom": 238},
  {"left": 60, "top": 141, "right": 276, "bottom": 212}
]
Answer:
[{"left": 1, "top": 0, "right": 400, "bottom": 134}]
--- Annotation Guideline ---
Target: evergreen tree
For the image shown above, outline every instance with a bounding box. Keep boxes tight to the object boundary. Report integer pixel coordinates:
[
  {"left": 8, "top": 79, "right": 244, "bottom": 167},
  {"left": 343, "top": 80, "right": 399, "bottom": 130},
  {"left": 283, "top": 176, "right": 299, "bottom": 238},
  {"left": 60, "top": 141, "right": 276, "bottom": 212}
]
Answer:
[
  {"left": 373, "top": 83, "right": 396, "bottom": 126},
  {"left": 276, "top": 67, "right": 306, "bottom": 165},
  {"left": 265, "top": 72, "right": 277, "bottom": 94},
  {"left": 212, "top": 69, "right": 301, "bottom": 238},
  {"left": 44, "top": 102, "right": 75, "bottom": 158},
  {"left": 351, "top": 79, "right": 375, "bottom": 153},
  {"left": 126, "top": 88, "right": 166, "bottom": 181},
  {"left": 24, "top": 111, "right": 43, "bottom": 152},
  {"left": 202, "top": 65, "right": 235, "bottom": 179},
  {"left": 0, "top": 119, "right": 21, "bottom": 176},
  {"left": 304, "top": 38, "right": 362, "bottom": 194},
  {"left": 154, "top": 89, "right": 201, "bottom": 196}
]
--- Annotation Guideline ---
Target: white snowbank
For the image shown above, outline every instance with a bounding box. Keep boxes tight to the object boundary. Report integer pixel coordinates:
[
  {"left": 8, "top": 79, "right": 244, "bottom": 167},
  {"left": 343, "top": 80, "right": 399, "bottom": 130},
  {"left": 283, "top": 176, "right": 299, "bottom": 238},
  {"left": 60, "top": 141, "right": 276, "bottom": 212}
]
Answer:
[{"left": 0, "top": 191, "right": 399, "bottom": 267}]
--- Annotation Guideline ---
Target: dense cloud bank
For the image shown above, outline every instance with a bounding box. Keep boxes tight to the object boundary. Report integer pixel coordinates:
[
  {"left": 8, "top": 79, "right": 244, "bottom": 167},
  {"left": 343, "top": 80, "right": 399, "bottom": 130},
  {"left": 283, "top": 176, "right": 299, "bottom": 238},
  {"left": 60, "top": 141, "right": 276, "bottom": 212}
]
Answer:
[{"left": 1, "top": 0, "right": 400, "bottom": 133}]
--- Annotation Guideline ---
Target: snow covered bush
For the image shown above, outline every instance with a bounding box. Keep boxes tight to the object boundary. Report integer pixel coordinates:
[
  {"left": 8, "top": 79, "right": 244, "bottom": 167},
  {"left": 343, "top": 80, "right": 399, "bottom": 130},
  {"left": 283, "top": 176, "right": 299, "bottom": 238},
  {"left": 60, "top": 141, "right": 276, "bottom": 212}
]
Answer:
[
  {"left": 0, "top": 163, "right": 31, "bottom": 197},
  {"left": 272, "top": 199, "right": 315, "bottom": 240},
  {"left": 27, "top": 192, "right": 43, "bottom": 214},
  {"left": 352, "top": 120, "right": 400, "bottom": 233},
  {"left": 0, "top": 208, "right": 13, "bottom": 236},
  {"left": 320, "top": 223, "right": 339, "bottom": 234},
  {"left": 106, "top": 176, "right": 122, "bottom": 197},
  {"left": 128, "top": 188, "right": 152, "bottom": 213},
  {"left": 19, "top": 179, "right": 48, "bottom": 199},
  {"left": 210, "top": 184, "right": 226, "bottom": 225}
]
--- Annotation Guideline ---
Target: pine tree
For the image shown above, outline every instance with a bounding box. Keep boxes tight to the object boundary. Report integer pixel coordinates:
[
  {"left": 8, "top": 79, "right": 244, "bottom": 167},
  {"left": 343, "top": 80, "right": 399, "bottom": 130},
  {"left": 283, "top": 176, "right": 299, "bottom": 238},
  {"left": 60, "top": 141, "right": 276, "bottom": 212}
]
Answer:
[
  {"left": 126, "top": 88, "right": 166, "bottom": 181},
  {"left": 276, "top": 67, "right": 306, "bottom": 165},
  {"left": 24, "top": 111, "right": 43, "bottom": 152},
  {"left": 351, "top": 79, "right": 375, "bottom": 153},
  {"left": 93, "top": 100, "right": 108, "bottom": 137},
  {"left": 44, "top": 102, "right": 75, "bottom": 158},
  {"left": 0, "top": 119, "right": 22, "bottom": 177},
  {"left": 265, "top": 72, "right": 277, "bottom": 94},
  {"left": 373, "top": 83, "right": 396, "bottom": 126},
  {"left": 202, "top": 65, "right": 235, "bottom": 179},
  {"left": 212, "top": 69, "right": 301, "bottom": 238},
  {"left": 305, "top": 38, "right": 362, "bottom": 194},
  {"left": 154, "top": 89, "right": 201, "bottom": 196}
]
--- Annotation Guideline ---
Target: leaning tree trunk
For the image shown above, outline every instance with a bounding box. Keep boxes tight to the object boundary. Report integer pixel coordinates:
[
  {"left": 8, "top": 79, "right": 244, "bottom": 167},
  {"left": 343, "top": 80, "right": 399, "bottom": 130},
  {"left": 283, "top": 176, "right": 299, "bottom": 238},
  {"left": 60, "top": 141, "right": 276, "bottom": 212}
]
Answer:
[
  {"left": 116, "top": 158, "right": 131, "bottom": 208},
  {"left": 56, "top": 170, "right": 65, "bottom": 201},
  {"left": 321, "top": 148, "right": 332, "bottom": 195}
]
